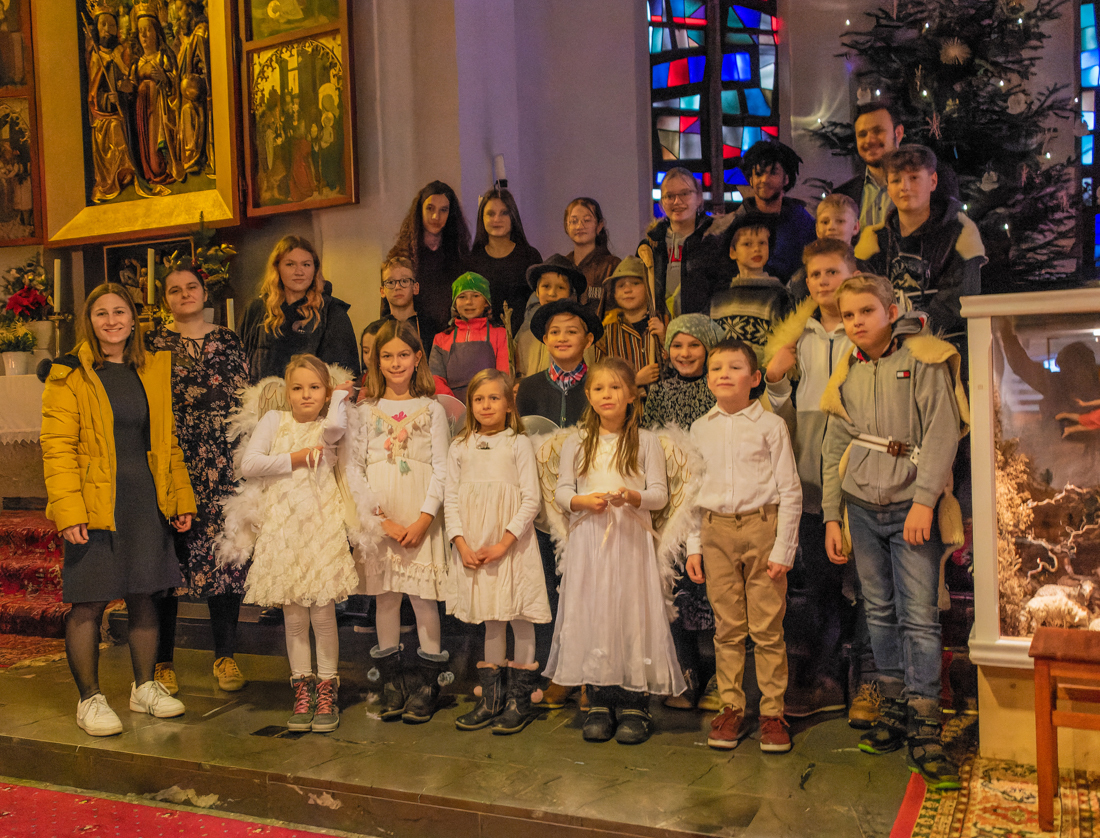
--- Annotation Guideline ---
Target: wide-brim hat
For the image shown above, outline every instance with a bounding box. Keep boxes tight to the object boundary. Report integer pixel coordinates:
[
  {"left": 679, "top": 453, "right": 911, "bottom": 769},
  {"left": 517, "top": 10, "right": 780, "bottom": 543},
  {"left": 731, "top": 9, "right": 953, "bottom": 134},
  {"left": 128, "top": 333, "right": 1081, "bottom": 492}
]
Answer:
[
  {"left": 530, "top": 298, "right": 604, "bottom": 343},
  {"left": 526, "top": 254, "right": 587, "bottom": 299}
]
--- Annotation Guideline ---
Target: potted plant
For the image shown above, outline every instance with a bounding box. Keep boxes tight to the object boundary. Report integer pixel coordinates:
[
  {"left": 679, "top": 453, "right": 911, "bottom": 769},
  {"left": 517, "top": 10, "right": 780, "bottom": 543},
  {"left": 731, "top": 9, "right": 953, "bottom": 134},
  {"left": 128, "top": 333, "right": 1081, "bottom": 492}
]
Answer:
[
  {"left": 1, "top": 257, "right": 54, "bottom": 351},
  {"left": 0, "top": 323, "right": 37, "bottom": 375}
]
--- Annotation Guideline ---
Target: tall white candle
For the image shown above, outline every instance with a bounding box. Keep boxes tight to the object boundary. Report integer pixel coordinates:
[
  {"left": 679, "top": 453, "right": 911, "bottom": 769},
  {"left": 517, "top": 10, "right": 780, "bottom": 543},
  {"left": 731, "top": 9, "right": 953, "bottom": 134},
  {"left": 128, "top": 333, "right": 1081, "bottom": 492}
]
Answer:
[
  {"left": 226, "top": 297, "right": 235, "bottom": 330},
  {"left": 53, "top": 258, "right": 61, "bottom": 312},
  {"left": 146, "top": 248, "right": 155, "bottom": 305}
]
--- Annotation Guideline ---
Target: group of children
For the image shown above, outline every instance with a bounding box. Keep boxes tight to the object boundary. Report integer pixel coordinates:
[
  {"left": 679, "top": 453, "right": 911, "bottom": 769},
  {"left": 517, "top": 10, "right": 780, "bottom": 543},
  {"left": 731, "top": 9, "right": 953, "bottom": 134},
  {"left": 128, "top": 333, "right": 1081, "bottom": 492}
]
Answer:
[{"left": 210, "top": 141, "right": 976, "bottom": 794}]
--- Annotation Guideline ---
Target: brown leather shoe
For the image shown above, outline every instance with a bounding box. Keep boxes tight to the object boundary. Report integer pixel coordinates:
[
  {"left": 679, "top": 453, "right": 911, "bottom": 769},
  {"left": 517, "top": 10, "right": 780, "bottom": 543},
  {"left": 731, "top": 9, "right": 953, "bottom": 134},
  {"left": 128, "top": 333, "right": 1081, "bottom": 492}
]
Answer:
[
  {"left": 707, "top": 705, "right": 748, "bottom": 750},
  {"left": 849, "top": 682, "right": 882, "bottom": 730},
  {"left": 537, "top": 681, "right": 574, "bottom": 709},
  {"left": 759, "top": 715, "right": 791, "bottom": 753}
]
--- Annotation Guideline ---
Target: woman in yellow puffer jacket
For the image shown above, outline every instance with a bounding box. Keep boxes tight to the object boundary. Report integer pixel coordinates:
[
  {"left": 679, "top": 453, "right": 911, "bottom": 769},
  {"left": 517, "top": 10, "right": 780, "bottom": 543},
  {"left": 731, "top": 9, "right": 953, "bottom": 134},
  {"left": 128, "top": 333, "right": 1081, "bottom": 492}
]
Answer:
[{"left": 41, "top": 283, "right": 197, "bottom": 737}]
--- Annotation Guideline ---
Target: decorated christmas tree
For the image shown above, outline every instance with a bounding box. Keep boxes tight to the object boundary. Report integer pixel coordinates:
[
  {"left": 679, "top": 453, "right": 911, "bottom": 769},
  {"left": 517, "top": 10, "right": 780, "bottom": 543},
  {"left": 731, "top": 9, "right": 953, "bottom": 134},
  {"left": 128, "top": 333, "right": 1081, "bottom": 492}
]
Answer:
[{"left": 811, "top": 0, "right": 1078, "bottom": 292}]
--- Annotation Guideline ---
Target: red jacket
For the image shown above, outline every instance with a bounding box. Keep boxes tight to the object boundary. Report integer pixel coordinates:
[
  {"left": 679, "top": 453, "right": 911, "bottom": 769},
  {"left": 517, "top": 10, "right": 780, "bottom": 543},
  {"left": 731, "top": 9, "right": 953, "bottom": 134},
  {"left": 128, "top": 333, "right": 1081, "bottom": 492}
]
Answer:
[{"left": 428, "top": 316, "right": 510, "bottom": 397}]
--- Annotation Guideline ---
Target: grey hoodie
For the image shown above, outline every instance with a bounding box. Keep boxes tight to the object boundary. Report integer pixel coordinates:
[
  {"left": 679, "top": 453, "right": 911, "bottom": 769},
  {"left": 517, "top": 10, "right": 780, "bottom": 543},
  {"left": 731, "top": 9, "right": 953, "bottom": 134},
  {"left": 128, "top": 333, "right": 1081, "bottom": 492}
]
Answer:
[{"left": 820, "top": 313, "right": 960, "bottom": 521}]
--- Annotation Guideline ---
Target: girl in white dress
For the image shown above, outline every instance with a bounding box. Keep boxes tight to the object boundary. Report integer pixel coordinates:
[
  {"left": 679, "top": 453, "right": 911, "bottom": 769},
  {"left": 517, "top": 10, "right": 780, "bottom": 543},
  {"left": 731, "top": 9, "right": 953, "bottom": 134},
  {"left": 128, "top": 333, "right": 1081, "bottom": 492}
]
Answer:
[
  {"left": 546, "top": 357, "right": 685, "bottom": 745},
  {"left": 239, "top": 354, "right": 359, "bottom": 734},
  {"left": 353, "top": 320, "right": 452, "bottom": 724},
  {"left": 446, "top": 369, "right": 550, "bottom": 734}
]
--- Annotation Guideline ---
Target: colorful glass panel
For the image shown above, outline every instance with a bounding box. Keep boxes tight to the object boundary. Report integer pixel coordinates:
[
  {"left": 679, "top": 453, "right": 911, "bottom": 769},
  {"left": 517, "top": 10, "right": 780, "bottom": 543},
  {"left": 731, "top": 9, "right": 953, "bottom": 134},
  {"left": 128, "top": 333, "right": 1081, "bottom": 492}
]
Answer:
[
  {"left": 1083, "top": 3, "right": 1100, "bottom": 269},
  {"left": 649, "top": 0, "right": 780, "bottom": 215}
]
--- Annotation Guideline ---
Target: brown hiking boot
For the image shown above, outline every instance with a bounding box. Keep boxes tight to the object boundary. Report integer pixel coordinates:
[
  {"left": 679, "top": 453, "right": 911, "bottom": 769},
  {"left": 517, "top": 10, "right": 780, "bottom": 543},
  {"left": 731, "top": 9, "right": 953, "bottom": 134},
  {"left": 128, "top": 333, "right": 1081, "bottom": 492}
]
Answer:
[{"left": 849, "top": 682, "right": 882, "bottom": 730}]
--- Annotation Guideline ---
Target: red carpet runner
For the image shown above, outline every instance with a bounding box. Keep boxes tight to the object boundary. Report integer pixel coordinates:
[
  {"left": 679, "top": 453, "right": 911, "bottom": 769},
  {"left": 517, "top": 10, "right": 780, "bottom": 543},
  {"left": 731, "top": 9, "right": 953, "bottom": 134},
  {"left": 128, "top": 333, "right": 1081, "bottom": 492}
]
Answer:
[{"left": 0, "top": 780, "right": 343, "bottom": 837}]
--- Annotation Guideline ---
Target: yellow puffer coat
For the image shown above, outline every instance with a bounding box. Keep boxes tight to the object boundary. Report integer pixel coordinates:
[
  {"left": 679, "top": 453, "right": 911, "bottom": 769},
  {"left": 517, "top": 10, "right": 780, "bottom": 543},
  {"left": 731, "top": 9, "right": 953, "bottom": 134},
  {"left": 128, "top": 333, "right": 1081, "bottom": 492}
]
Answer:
[{"left": 40, "top": 341, "right": 197, "bottom": 533}]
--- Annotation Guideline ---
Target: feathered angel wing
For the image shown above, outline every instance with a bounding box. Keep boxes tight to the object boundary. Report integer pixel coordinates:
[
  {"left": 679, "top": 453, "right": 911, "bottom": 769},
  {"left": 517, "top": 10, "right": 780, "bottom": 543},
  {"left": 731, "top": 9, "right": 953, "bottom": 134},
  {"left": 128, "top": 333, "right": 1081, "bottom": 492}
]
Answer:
[
  {"left": 530, "top": 428, "right": 572, "bottom": 569},
  {"left": 652, "top": 424, "right": 705, "bottom": 617}
]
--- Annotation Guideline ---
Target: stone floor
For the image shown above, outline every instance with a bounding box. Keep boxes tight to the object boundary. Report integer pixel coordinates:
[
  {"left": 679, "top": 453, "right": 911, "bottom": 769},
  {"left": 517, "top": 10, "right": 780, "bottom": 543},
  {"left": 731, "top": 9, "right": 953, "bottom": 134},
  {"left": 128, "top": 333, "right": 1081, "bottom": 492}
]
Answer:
[{"left": 0, "top": 635, "right": 914, "bottom": 838}]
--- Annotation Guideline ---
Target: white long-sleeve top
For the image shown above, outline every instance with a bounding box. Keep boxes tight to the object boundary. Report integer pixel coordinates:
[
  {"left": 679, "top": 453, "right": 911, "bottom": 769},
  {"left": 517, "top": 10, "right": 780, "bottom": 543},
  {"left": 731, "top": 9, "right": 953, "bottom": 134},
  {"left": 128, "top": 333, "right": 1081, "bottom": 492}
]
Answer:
[
  {"left": 554, "top": 429, "right": 668, "bottom": 514},
  {"left": 686, "top": 400, "right": 802, "bottom": 566},
  {"left": 241, "top": 390, "right": 349, "bottom": 478},
  {"left": 443, "top": 429, "right": 541, "bottom": 542},
  {"left": 359, "top": 396, "right": 450, "bottom": 518}
]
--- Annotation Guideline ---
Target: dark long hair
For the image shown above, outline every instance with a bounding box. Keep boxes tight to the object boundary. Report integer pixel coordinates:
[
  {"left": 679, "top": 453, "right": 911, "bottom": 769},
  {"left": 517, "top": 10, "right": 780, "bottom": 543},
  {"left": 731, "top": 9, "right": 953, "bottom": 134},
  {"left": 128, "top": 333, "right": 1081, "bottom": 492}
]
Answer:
[
  {"left": 472, "top": 187, "right": 531, "bottom": 250},
  {"left": 564, "top": 197, "right": 609, "bottom": 248},
  {"left": 389, "top": 180, "right": 471, "bottom": 267}
]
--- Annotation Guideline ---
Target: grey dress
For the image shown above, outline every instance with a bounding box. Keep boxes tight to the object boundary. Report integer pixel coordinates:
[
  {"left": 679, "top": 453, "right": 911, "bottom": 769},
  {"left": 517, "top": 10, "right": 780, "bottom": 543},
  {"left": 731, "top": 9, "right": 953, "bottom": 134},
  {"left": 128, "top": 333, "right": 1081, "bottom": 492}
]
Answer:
[{"left": 61, "top": 362, "right": 184, "bottom": 603}]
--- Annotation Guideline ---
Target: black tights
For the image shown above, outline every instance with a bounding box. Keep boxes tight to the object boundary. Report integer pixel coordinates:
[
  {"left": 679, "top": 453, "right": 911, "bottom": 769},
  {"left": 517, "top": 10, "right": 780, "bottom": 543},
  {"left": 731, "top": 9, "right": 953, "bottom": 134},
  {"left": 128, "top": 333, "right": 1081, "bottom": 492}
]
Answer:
[
  {"left": 156, "top": 592, "right": 244, "bottom": 664},
  {"left": 66, "top": 595, "right": 159, "bottom": 701}
]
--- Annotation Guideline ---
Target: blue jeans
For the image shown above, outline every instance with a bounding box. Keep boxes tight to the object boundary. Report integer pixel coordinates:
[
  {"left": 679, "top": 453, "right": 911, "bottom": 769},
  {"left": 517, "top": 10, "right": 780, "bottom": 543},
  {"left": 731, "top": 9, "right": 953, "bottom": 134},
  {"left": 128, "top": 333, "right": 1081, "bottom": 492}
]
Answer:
[{"left": 846, "top": 500, "right": 942, "bottom": 701}]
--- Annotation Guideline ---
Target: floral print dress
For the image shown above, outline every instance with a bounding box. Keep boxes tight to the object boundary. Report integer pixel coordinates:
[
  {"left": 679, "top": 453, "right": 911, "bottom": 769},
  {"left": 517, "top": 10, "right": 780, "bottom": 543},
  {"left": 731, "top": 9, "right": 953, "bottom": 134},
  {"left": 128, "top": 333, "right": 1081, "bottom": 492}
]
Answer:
[{"left": 147, "top": 325, "right": 250, "bottom": 596}]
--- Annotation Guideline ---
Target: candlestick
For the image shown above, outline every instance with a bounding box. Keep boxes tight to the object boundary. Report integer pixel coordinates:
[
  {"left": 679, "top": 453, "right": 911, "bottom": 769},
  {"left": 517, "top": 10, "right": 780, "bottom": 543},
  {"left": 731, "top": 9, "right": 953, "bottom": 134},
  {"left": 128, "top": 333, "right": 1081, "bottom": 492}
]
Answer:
[
  {"left": 226, "top": 297, "right": 235, "bottom": 330},
  {"left": 146, "top": 248, "right": 155, "bottom": 305},
  {"left": 53, "top": 258, "right": 61, "bottom": 313},
  {"left": 493, "top": 154, "right": 507, "bottom": 188}
]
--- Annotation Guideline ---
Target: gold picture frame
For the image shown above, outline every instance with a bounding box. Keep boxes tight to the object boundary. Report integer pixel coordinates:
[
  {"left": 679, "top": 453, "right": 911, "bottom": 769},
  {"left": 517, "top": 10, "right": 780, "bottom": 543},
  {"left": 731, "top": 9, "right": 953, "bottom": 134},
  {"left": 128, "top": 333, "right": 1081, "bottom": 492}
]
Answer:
[{"left": 34, "top": 0, "right": 240, "bottom": 246}]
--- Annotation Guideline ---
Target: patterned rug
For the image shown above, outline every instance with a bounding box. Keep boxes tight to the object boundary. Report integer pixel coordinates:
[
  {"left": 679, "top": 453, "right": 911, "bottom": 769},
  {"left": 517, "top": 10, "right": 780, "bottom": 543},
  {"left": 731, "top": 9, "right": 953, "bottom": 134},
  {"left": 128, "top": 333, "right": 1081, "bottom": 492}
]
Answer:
[
  {"left": 0, "top": 633, "right": 67, "bottom": 668},
  {"left": 896, "top": 756, "right": 1100, "bottom": 837}
]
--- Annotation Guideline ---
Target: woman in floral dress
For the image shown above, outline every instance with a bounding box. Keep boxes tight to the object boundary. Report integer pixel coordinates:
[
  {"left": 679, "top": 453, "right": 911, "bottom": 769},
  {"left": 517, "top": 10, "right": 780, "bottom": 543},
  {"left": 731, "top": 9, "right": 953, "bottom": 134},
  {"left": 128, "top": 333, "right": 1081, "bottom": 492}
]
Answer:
[{"left": 146, "top": 265, "right": 250, "bottom": 693}]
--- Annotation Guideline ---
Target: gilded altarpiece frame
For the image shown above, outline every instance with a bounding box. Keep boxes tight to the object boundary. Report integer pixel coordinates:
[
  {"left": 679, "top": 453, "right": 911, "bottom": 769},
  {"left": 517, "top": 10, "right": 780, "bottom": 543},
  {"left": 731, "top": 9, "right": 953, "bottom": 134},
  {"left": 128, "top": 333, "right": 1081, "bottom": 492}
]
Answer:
[
  {"left": 35, "top": 0, "right": 240, "bottom": 246},
  {"left": 0, "top": 0, "right": 43, "bottom": 245},
  {"left": 238, "top": 0, "right": 357, "bottom": 216}
]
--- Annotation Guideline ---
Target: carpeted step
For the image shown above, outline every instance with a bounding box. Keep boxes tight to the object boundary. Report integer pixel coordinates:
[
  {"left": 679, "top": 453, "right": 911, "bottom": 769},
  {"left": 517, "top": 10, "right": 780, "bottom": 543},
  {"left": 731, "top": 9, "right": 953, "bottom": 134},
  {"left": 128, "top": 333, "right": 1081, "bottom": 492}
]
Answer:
[
  {"left": 0, "top": 633, "right": 66, "bottom": 668},
  {"left": 0, "top": 510, "right": 62, "bottom": 557},
  {"left": 0, "top": 594, "right": 70, "bottom": 638},
  {"left": 0, "top": 550, "right": 63, "bottom": 598}
]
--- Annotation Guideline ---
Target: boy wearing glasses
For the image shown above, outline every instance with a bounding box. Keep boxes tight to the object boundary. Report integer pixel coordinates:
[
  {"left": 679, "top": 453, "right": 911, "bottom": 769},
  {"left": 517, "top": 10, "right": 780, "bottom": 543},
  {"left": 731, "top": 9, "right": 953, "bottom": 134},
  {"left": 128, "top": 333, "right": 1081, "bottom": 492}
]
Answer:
[
  {"left": 378, "top": 256, "right": 441, "bottom": 356},
  {"left": 638, "top": 166, "right": 719, "bottom": 318}
]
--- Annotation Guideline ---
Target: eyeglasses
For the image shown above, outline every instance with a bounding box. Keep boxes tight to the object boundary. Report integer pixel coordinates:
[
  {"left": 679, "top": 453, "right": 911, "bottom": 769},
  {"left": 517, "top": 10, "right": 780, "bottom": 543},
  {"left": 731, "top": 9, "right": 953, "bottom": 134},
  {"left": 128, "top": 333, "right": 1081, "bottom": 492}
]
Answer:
[
  {"left": 662, "top": 189, "right": 697, "bottom": 204},
  {"left": 566, "top": 215, "right": 596, "bottom": 227},
  {"left": 382, "top": 278, "right": 413, "bottom": 290}
]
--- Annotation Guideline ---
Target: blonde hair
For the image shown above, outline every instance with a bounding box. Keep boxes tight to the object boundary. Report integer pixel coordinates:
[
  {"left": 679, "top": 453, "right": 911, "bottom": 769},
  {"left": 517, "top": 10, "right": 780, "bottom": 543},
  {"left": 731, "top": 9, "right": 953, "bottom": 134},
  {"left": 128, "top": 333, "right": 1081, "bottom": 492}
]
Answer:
[
  {"left": 284, "top": 354, "right": 333, "bottom": 417},
  {"left": 815, "top": 192, "right": 858, "bottom": 222},
  {"left": 836, "top": 273, "right": 896, "bottom": 314},
  {"left": 578, "top": 358, "right": 641, "bottom": 477},
  {"left": 380, "top": 255, "right": 415, "bottom": 282},
  {"left": 454, "top": 368, "right": 523, "bottom": 443},
  {"left": 260, "top": 236, "right": 325, "bottom": 335},
  {"left": 79, "top": 283, "right": 146, "bottom": 370},
  {"left": 360, "top": 319, "right": 436, "bottom": 400}
]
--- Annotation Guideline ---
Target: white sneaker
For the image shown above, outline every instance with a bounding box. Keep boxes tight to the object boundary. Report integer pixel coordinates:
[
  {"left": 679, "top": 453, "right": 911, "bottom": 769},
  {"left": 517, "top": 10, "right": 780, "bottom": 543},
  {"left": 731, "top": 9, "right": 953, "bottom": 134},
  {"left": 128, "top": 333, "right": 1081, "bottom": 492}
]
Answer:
[
  {"left": 130, "top": 680, "right": 185, "bottom": 718},
  {"left": 76, "top": 693, "right": 123, "bottom": 736}
]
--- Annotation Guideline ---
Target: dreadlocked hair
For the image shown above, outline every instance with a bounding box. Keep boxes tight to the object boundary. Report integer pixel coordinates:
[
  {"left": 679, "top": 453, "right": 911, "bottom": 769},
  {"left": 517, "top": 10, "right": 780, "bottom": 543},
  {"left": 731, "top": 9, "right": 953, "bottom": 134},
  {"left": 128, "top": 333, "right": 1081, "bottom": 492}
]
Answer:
[{"left": 577, "top": 358, "right": 641, "bottom": 478}]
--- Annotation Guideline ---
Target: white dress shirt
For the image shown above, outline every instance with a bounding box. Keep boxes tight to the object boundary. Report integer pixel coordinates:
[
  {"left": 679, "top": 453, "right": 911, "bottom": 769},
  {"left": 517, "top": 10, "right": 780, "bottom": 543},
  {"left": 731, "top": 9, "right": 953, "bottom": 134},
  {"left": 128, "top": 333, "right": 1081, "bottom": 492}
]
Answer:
[{"left": 686, "top": 400, "right": 802, "bottom": 566}]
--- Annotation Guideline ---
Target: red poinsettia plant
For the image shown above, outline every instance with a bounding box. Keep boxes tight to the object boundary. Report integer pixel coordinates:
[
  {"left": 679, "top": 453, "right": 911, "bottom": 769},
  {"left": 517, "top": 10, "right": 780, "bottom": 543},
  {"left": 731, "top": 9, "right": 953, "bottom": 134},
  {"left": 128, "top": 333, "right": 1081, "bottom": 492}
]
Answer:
[{"left": 1, "top": 257, "right": 51, "bottom": 322}]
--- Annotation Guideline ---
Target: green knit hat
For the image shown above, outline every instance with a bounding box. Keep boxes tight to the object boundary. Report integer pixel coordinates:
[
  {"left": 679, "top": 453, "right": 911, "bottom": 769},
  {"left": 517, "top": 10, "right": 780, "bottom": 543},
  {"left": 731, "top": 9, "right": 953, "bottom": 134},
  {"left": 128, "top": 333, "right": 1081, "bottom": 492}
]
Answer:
[
  {"left": 663, "top": 313, "right": 726, "bottom": 353},
  {"left": 452, "top": 272, "right": 491, "bottom": 303}
]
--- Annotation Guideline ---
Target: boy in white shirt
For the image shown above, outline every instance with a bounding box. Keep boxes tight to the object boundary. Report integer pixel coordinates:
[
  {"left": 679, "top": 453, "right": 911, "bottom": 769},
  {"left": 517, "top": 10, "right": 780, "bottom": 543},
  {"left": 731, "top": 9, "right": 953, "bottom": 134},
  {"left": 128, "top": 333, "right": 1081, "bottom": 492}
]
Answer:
[{"left": 686, "top": 338, "right": 802, "bottom": 753}]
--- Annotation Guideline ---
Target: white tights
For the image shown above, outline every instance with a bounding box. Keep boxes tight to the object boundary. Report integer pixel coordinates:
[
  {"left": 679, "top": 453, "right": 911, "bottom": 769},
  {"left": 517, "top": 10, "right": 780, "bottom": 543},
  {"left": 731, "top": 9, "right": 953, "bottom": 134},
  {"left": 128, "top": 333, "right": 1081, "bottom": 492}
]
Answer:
[
  {"left": 484, "top": 620, "right": 536, "bottom": 666},
  {"left": 375, "top": 592, "right": 441, "bottom": 654},
  {"left": 283, "top": 602, "right": 339, "bottom": 681}
]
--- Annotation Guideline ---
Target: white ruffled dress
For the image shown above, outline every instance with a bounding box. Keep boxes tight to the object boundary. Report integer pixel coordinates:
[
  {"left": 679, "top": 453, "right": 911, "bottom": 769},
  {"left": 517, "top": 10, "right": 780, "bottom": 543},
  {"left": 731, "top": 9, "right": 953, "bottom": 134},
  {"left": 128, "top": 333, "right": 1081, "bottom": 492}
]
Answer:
[
  {"left": 354, "top": 397, "right": 451, "bottom": 601},
  {"left": 240, "top": 394, "right": 359, "bottom": 607},
  {"left": 444, "top": 430, "right": 551, "bottom": 624},
  {"left": 544, "top": 429, "right": 686, "bottom": 695}
]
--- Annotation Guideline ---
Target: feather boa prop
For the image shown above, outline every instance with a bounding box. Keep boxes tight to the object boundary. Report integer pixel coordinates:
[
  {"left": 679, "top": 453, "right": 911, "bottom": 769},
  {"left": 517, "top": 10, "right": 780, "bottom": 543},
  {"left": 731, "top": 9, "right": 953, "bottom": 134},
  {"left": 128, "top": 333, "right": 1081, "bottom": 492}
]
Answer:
[
  {"left": 532, "top": 424, "right": 704, "bottom": 619},
  {"left": 216, "top": 364, "right": 382, "bottom": 567}
]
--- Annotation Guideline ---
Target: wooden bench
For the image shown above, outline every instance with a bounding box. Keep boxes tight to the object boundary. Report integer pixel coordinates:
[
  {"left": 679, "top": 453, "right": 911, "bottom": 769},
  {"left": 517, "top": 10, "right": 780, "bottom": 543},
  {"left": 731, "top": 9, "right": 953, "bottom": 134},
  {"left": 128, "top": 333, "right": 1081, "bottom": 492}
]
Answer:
[{"left": 1029, "top": 626, "right": 1100, "bottom": 831}]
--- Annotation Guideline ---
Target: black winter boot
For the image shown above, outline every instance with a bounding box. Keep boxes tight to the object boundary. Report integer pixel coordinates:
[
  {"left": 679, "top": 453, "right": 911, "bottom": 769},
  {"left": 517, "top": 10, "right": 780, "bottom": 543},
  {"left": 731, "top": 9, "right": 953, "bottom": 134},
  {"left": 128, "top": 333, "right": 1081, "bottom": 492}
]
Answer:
[
  {"left": 402, "top": 649, "right": 451, "bottom": 724},
  {"left": 492, "top": 663, "right": 543, "bottom": 735},
  {"left": 614, "top": 690, "right": 653, "bottom": 745},
  {"left": 907, "top": 699, "right": 961, "bottom": 791},
  {"left": 859, "top": 694, "right": 909, "bottom": 755},
  {"left": 368, "top": 645, "right": 407, "bottom": 721},
  {"left": 582, "top": 685, "right": 617, "bottom": 742},
  {"left": 455, "top": 663, "right": 505, "bottom": 730}
]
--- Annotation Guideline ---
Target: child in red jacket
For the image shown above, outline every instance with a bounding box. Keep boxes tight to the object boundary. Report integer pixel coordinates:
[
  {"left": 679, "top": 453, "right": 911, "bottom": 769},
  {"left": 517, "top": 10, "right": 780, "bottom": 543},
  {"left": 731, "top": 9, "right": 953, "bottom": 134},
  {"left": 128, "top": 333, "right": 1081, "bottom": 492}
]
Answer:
[{"left": 429, "top": 272, "right": 510, "bottom": 403}]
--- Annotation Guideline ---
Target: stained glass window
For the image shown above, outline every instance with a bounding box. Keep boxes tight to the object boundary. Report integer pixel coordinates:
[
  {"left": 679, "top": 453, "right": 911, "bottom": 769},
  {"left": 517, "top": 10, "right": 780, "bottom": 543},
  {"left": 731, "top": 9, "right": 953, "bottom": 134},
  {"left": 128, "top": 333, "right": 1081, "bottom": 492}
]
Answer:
[
  {"left": 1082, "top": 3, "right": 1100, "bottom": 267},
  {"left": 648, "top": 0, "right": 780, "bottom": 215}
]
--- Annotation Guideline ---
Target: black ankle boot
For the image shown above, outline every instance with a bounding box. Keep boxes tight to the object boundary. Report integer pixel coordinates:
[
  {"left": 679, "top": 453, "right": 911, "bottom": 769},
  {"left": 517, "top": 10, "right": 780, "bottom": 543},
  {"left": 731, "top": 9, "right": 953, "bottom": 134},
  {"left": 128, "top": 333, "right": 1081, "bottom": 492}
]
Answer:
[
  {"left": 492, "top": 663, "right": 542, "bottom": 735},
  {"left": 402, "top": 649, "right": 451, "bottom": 724},
  {"left": 614, "top": 690, "right": 652, "bottom": 745},
  {"left": 456, "top": 663, "right": 505, "bottom": 731},
  {"left": 859, "top": 694, "right": 908, "bottom": 754},
  {"left": 368, "top": 645, "right": 407, "bottom": 721},
  {"left": 582, "top": 685, "right": 617, "bottom": 742}
]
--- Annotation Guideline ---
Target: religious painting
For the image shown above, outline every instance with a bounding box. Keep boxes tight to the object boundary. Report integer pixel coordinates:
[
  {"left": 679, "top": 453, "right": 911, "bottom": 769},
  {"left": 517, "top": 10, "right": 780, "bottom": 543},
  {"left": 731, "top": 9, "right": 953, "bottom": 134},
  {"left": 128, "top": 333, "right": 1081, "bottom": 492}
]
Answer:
[
  {"left": 0, "top": 98, "right": 36, "bottom": 243},
  {"left": 239, "top": 1, "right": 355, "bottom": 217},
  {"left": 103, "top": 235, "right": 193, "bottom": 306},
  {"left": 246, "top": 0, "right": 340, "bottom": 42},
  {"left": 0, "top": 0, "right": 28, "bottom": 88},
  {"left": 34, "top": 0, "right": 239, "bottom": 245}
]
